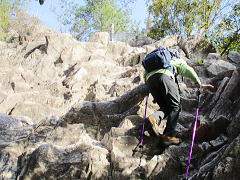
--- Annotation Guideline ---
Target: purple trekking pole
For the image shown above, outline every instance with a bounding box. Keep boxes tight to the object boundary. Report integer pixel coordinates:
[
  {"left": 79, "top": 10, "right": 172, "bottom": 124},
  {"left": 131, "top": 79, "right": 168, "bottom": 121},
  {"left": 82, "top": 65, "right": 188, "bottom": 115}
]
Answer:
[
  {"left": 140, "top": 95, "right": 149, "bottom": 147},
  {"left": 132, "top": 95, "right": 149, "bottom": 156},
  {"left": 185, "top": 90, "right": 201, "bottom": 179}
]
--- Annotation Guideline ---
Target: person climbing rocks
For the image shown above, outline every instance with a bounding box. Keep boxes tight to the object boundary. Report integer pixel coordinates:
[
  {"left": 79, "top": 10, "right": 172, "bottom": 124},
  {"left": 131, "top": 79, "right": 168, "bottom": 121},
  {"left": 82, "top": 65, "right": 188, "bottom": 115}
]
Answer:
[{"left": 142, "top": 46, "right": 214, "bottom": 145}]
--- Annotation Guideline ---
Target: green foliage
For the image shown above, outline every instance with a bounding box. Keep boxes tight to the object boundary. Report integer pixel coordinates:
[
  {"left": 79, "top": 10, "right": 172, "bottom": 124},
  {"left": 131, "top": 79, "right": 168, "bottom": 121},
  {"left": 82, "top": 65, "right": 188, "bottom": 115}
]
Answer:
[
  {"left": 0, "top": 0, "right": 30, "bottom": 40},
  {"left": 148, "top": 0, "right": 222, "bottom": 39},
  {"left": 0, "top": 0, "right": 11, "bottom": 32},
  {"left": 211, "top": 3, "right": 240, "bottom": 55},
  {"left": 147, "top": 0, "right": 240, "bottom": 55},
  {"left": 195, "top": 59, "right": 204, "bottom": 66},
  {"left": 55, "top": 0, "right": 134, "bottom": 41},
  {"left": 0, "top": 33, "right": 8, "bottom": 41}
]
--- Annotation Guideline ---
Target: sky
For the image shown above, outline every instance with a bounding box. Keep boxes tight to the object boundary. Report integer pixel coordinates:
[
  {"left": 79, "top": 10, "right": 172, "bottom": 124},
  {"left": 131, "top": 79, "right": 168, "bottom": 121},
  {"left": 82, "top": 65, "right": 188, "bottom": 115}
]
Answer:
[{"left": 27, "top": 0, "right": 148, "bottom": 33}]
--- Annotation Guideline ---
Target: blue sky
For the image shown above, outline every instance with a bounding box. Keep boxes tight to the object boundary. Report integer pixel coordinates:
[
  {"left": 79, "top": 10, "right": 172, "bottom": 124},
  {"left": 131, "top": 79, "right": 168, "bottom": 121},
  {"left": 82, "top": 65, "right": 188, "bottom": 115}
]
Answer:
[{"left": 27, "top": 0, "right": 148, "bottom": 32}]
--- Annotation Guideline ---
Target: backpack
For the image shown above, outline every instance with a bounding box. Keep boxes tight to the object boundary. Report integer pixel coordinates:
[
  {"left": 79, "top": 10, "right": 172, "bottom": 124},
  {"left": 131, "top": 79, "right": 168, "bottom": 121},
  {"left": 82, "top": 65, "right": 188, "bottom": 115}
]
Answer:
[{"left": 142, "top": 46, "right": 178, "bottom": 74}]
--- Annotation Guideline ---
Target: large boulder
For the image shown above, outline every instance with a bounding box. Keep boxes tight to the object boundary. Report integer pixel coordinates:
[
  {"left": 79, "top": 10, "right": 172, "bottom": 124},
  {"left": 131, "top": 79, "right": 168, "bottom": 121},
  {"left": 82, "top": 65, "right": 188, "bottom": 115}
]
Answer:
[
  {"left": 89, "top": 32, "right": 110, "bottom": 46},
  {"left": 207, "top": 53, "right": 224, "bottom": 60},
  {"left": 0, "top": 114, "right": 23, "bottom": 130},
  {"left": 228, "top": 51, "right": 240, "bottom": 64},
  {"left": 153, "top": 35, "right": 179, "bottom": 48},
  {"left": 128, "top": 35, "right": 155, "bottom": 47},
  {"left": 206, "top": 60, "right": 236, "bottom": 77},
  {"left": 212, "top": 135, "right": 240, "bottom": 180},
  {"left": 19, "top": 139, "right": 110, "bottom": 180},
  {"left": 178, "top": 35, "right": 216, "bottom": 58}
]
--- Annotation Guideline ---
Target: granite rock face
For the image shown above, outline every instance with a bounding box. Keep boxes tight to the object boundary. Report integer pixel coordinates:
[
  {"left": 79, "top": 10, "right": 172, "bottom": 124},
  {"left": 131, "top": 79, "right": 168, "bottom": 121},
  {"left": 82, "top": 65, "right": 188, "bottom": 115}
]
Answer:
[{"left": 0, "top": 27, "right": 239, "bottom": 180}]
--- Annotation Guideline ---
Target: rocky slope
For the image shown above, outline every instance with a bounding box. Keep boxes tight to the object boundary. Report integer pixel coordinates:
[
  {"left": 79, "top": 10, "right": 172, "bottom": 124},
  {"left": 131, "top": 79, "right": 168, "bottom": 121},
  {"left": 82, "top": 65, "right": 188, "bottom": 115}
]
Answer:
[{"left": 0, "top": 25, "right": 240, "bottom": 180}]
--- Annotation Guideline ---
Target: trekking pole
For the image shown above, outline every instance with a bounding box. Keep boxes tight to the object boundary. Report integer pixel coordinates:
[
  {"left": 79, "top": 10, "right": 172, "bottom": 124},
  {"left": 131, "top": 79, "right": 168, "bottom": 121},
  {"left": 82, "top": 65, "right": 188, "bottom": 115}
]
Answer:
[
  {"left": 185, "top": 90, "right": 201, "bottom": 179},
  {"left": 140, "top": 95, "right": 149, "bottom": 147}
]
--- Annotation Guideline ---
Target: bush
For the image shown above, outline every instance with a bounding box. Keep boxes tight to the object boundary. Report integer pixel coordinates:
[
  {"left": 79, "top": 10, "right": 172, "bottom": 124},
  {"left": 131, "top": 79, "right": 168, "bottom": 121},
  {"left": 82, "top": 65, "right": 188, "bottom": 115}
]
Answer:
[
  {"left": 0, "top": 33, "right": 8, "bottom": 41},
  {"left": 0, "top": 0, "right": 39, "bottom": 42}
]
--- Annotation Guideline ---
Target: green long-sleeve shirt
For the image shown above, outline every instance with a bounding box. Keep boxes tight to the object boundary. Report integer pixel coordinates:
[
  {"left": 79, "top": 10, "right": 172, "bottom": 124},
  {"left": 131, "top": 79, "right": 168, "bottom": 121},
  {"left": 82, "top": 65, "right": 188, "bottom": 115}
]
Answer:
[{"left": 143, "top": 58, "right": 201, "bottom": 86}]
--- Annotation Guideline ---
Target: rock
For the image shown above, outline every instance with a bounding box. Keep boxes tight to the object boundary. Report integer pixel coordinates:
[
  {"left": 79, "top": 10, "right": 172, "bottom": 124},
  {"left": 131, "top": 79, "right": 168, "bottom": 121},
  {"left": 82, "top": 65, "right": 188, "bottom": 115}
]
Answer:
[
  {"left": 6, "top": 29, "right": 21, "bottom": 44},
  {"left": 0, "top": 29, "right": 148, "bottom": 122},
  {"left": 89, "top": 32, "right": 110, "bottom": 46},
  {"left": 153, "top": 35, "right": 179, "bottom": 48},
  {"left": 193, "top": 145, "right": 227, "bottom": 179},
  {"left": 16, "top": 116, "right": 34, "bottom": 126},
  {"left": 178, "top": 35, "right": 216, "bottom": 58},
  {"left": 180, "top": 97, "right": 197, "bottom": 113},
  {"left": 0, "top": 122, "right": 34, "bottom": 180},
  {"left": 9, "top": 100, "right": 60, "bottom": 123},
  {"left": 106, "top": 41, "right": 135, "bottom": 60},
  {"left": 22, "top": 36, "right": 47, "bottom": 58},
  {"left": 41, "top": 115, "right": 60, "bottom": 126},
  {"left": 1, "top": 24, "right": 240, "bottom": 180},
  {"left": 73, "top": 67, "right": 88, "bottom": 81},
  {"left": 101, "top": 117, "right": 144, "bottom": 178},
  {"left": 19, "top": 141, "right": 109, "bottom": 180},
  {"left": 211, "top": 115, "right": 230, "bottom": 138},
  {"left": 63, "top": 84, "right": 148, "bottom": 134},
  {"left": 209, "top": 68, "right": 240, "bottom": 123},
  {"left": 143, "top": 45, "right": 155, "bottom": 54},
  {"left": 0, "top": 114, "right": 22, "bottom": 130},
  {"left": 199, "top": 142, "right": 212, "bottom": 151},
  {"left": 205, "top": 77, "right": 230, "bottom": 116},
  {"left": 143, "top": 153, "right": 180, "bottom": 179},
  {"left": 120, "top": 51, "right": 144, "bottom": 66},
  {"left": 128, "top": 35, "right": 155, "bottom": 47},
  {"left": 207, "top": 53, "right": 223, "bottom": 60},
  {"left": 102, "top": 116, "right": 183, "bottom": 179},
  {"left": 178, "top": 112, "right": 195, "bottom": 128},
  {"left": 209, "top": 135, "right": 228, "bottom": 148},
  {"left": 228, "top": 51, "right": 240, "bottom": 64},
  {"left": 206, "top": 60, "right": 236, "bottom": 77},
  {"left": 0, "top": 41, "right": 8, "bottom": 48},
  {"left": 0, "top": 148, "right": 19, "bottom": 180},
  {"left": 212, "top": 135, "right": 240, "bottom": 179}
]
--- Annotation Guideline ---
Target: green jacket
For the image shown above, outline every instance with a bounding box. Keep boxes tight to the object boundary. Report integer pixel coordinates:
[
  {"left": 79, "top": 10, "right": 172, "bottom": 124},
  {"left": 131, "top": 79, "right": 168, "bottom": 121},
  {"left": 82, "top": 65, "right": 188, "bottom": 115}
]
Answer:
[{"left": 143, "top": 58, "right": 201, "bottom": 86}]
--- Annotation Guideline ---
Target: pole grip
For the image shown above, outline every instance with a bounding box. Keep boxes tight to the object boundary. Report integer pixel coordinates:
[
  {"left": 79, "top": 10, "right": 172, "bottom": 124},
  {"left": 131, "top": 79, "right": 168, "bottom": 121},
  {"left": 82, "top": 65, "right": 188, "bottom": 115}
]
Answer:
[{"left": 197, "top": 89, "right": 201, "bottom": 107}]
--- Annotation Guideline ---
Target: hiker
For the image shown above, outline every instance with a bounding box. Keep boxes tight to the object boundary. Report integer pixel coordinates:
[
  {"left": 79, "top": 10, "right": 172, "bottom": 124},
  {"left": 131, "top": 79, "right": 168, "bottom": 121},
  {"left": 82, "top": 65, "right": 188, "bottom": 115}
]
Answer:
[{"left": 142, "top": 46, "right": 213, "bottom": 145}]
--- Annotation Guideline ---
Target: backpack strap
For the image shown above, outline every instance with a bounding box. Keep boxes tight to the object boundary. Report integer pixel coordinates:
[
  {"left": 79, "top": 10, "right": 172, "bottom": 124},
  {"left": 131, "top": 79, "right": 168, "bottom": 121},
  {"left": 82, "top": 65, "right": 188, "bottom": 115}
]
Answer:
[
  {"left": 158, "top": 47, "right": 168, "bottom": 61},
  {"left": 174, "top": 75, "right": 182, "bottom": 94}
]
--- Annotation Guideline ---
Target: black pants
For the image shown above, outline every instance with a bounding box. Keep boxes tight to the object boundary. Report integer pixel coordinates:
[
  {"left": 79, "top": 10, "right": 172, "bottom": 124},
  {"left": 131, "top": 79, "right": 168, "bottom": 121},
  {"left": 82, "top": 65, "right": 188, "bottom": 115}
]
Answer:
[{"left": 147, "top": 73, "right": 181, "bottom": 136}]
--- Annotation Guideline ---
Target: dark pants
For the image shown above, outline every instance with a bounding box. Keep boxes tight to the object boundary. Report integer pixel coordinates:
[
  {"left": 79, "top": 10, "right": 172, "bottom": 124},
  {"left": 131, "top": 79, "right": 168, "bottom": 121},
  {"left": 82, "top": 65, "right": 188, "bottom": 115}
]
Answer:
[{"left": 147, "top": 73, "right": 181, "bottom": 136}]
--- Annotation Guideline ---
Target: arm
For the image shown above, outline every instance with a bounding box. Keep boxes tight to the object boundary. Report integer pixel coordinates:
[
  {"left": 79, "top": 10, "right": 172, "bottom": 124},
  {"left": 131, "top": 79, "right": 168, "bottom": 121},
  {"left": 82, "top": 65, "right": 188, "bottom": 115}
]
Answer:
[
  {"left": 171, "top": 58, "right": 214, "bottom": 89},
  {"left": 171, "top": 58, "right": 201, "bottom": 86}
]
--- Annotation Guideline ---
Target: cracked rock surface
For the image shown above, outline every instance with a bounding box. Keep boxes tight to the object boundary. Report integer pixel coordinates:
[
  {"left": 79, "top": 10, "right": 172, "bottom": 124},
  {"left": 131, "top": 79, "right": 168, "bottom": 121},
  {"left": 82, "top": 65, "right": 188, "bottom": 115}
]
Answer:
[{"left": 0, "top": 27, "right": 240, "bottom": 180}]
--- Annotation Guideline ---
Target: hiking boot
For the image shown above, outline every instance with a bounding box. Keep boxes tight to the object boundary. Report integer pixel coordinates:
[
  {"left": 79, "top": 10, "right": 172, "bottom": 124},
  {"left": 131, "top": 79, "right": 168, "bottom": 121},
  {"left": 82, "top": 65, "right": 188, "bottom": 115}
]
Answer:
[
  {"left": 147, "top": 114, "right": 161, "bottom": 136},
  {"left": 162, "top": 135, "right": 181, "bottom": 145}
]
